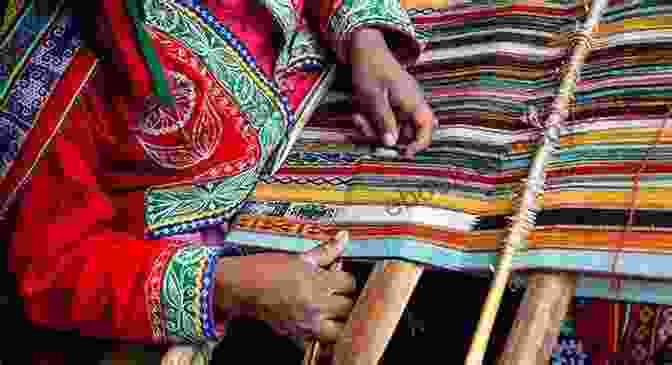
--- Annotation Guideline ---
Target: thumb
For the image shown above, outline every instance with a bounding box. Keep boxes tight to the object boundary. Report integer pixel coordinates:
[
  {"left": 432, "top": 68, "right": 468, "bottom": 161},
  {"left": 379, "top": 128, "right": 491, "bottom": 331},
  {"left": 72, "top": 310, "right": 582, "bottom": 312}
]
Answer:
[{"left": 300, "top": 230, "right": 349, "bottom": 268}]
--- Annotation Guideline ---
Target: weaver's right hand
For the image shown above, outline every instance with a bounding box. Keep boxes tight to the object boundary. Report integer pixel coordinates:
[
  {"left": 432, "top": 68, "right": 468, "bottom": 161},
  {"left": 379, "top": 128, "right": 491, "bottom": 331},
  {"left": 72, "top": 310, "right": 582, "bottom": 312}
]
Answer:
[{"left": 214, "top": 231, "right": 356, "bottom": 343}]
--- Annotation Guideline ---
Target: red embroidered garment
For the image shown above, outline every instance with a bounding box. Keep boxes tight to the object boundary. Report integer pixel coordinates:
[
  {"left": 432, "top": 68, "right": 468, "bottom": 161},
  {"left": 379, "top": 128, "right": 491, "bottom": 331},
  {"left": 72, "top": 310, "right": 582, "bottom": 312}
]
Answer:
[{"left": 1, "top": 0, "right": 421, "bottom": 347}]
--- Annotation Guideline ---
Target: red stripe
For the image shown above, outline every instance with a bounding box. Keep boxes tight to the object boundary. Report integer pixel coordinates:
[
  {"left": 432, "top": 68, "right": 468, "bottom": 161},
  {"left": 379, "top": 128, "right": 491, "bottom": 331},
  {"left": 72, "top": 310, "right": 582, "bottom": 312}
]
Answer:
[
  {"left": 97, "top": 0, "right": 153, "bottom": 99},
  {"left": 548, "top": 162, "right": 672, "bottom": 177},
  {"left": 413, "top": 5, "right": 576, "bottom": 26},
  {"left": 275, "top": 162, "right": 672, "bottom": 186}
]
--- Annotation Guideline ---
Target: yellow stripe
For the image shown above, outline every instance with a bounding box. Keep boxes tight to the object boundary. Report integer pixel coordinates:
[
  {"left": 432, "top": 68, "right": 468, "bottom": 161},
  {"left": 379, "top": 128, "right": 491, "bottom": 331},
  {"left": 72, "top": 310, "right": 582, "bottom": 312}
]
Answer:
[
  {"left": 543, "top": 189, "right": 672, "bottom": 209},
  {"left": 508, "top": 128, "right": 672, "bottom": 154},
  {"left": 513, "top": 128, "right": 672, "bottom": 154},
  {"left": 252, "top": 183, "right": 513, "bottom": 215},
  {"left": 561, "top": 128, "right": 672, "bottom": 146},
  {"left": 623, "top": 16, "right": 672, "bottom": 30},
  {"left": 250, "top": 186, "right": 672, "bottom": 214},
  {"left": 0, "top": 0, "right": 19, "bottom": 36},
  {"left": 596, "top": 16, "right": 672, "bottom": 34}
]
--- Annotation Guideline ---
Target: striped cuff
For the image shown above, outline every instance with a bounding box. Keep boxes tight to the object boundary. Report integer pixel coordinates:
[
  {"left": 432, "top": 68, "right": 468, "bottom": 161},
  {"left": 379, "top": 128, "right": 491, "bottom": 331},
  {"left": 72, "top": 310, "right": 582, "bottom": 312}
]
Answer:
[
  {"left": 147, "top": 242, "right": 241, "bottom": 344},
  {"left": 327, "top": 0, "right": 421, "bottom": 65}
]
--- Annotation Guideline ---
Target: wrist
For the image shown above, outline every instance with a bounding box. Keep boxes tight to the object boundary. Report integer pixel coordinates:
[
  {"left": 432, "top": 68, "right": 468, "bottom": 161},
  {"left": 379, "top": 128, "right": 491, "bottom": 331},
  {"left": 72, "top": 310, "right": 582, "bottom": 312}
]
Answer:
[
  {"left": 349, "top": 27, "right": 389, "bottom": 62},
  {"left": 214, "top": 257, "right": 248, "bottom": 322}
]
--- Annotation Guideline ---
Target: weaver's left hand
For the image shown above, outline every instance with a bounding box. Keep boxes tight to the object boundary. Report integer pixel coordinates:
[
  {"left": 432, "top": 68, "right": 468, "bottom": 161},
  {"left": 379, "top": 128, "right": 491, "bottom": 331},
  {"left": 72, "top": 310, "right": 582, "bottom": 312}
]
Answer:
[{"left": 349, "top": 28, "right": 438, "bottom": 159}]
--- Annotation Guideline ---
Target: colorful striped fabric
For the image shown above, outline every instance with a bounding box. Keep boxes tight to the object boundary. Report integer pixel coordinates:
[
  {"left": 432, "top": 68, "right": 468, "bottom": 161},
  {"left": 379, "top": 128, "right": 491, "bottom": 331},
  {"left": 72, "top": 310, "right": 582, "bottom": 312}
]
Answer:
[{"left": 225, "top": 0, "right": 672, "bottom": 304}]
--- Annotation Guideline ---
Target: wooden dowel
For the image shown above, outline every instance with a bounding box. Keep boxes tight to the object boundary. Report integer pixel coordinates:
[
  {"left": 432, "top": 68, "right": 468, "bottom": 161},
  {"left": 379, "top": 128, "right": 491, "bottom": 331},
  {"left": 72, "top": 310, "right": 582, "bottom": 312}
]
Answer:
[
  {"left": 497, "top": 272, "right": 577, "bottom": 365},
  {"left": 331, "top": 260, "right": 424, "bottom": 365},
  {"left": 464, "top": 250, "right": 516, "bottom": 365}
]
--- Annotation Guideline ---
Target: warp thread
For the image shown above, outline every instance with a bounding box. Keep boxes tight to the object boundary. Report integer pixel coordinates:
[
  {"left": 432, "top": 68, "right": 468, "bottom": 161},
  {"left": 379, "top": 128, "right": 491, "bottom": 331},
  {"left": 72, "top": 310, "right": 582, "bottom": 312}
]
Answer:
[{"left": 611, "top": 105, "right": 672, "bottom": 292}]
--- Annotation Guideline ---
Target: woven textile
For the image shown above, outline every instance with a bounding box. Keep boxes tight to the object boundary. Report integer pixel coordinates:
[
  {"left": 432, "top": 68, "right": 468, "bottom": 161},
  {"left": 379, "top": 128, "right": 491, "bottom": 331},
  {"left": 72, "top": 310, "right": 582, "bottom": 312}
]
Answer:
[{"left": 225, "top": 0, "right": 672, "bottom": 304}]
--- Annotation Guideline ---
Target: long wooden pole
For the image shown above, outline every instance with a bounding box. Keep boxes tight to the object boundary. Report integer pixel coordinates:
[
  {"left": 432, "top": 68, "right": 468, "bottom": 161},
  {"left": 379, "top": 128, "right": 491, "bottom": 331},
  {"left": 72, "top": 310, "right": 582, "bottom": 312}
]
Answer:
[
  {"left": 331, "top": 261, "right": 424, "bottom": 365},
  {"left": 497, "top": 272, "right": 577, "bottom": 365},
  {"left": 463, "top": 0, "right": 608, "bottom": 363}
]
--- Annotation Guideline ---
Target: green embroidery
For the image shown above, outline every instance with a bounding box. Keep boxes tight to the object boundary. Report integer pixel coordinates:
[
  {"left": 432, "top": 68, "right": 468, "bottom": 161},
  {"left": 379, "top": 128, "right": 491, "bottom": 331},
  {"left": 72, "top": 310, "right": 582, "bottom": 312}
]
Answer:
[
  {"left": 144, "top": 0, "right": 286, "bottom": 138},
  {"left": 162, "top": 245, "right": 217, "bottom": 342},
  {"left": 258, "top": 0, "right": 328, "bottom": 82},
  {"left": 559, "top": 319, "right": 577, "bottom": 336},
  {"left": 142, "top": 0, "right": 295, "bottom": 235},
  {"left": 328, "top": 0, "right": 418, "bottom": 61},
  {"left": 276, "top": 29, "right": 327, "bottom": 77},
  {"left": 258, "top": 0, "right": 298, "bottom": 37},
  {"left": 146, "top": 169, "right": 257, "bottom": 231}
]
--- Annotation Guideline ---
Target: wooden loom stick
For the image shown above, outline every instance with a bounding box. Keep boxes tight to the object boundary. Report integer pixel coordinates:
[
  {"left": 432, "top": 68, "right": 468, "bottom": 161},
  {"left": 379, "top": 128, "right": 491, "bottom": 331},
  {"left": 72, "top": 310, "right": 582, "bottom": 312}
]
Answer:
[
  {"left": 497, "top": 272, "right": 577, "bottom": 365},
  {"left": 463, "top": 0, "right": 609, "bottom": 363},
  {"left": 331, "top": 260, "right": 424, "bottom": 365}
]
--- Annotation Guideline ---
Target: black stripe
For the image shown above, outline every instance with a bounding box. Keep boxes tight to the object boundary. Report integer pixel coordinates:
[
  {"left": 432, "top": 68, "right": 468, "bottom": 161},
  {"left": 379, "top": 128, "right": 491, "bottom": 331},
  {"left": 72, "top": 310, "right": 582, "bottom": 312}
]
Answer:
[{"left": 473, "top": 209, "right": 672, "bottom": 230}]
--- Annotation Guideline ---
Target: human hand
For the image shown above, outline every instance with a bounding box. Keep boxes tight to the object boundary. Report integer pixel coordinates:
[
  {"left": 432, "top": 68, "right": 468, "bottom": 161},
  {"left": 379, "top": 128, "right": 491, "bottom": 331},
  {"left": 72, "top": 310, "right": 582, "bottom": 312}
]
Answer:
[
  {"left": 349, "top": 28, "right": 438, "bottom": 159},
  {"left": 214, "top": 231, "right": 356, "bottom": 343}
]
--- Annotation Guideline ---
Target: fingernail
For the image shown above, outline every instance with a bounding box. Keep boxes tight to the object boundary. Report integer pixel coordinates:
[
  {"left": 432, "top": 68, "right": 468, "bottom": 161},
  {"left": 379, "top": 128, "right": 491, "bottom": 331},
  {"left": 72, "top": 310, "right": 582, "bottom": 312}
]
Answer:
[
  {"left": 335, "top": 230, "right": 349, "bottom": 245},
  {"left": 383, "top": 132, "right": 397, "bottom": 147}
]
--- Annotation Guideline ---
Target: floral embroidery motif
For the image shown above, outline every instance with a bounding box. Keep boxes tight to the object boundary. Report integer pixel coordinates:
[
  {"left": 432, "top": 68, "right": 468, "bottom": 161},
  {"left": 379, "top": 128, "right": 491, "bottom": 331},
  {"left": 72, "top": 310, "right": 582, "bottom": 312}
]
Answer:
[
  {"left": 145, "top": 169, "right": 258, "bottom": 237},
  {"left": 144, "top": 0, "right": 293, "bottom": 129},
  {"left": 146, "top": 242, "right": 182, "bottom": 342},
  {"left": 140, "top": 71, "right": 197, "bottom": 136},
  {"left": 161, "top": 244, "right": 223, "bottom": 343},
  {"left": 141, "top": 0, "right": 296, "bottom": 236},
  {"left": 136, "top": 29, "right": 261, "bottom": 171}
]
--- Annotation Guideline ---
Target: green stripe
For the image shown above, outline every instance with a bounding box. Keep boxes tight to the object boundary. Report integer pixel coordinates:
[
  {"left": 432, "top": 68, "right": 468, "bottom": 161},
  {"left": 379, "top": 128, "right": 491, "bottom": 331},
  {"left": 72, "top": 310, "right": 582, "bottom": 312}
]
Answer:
[{"left": 125, "top": 0, "right": 174, "bottom": 105}]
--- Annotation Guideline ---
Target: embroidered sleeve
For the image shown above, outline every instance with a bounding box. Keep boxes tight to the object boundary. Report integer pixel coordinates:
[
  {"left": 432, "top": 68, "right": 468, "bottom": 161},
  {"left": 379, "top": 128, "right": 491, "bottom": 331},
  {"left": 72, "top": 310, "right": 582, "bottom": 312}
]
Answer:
[
  {"left": 148, "top": 243, "right": 231, "bottom": 344},
  {"left": 314, "top": 0, "right": 422, "bottom": 65},
  {"left": 8, "top": 87, "right": 233, "bottom": 346}
]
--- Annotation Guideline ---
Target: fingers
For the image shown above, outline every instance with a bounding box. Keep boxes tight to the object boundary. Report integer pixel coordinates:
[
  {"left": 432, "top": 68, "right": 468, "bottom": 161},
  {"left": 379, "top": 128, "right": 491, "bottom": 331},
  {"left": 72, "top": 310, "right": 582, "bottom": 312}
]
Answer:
[
  {"left": 389, "top": 76, "right": 437, "bottom": 158},
  {"left": 322, "top": 270, "right": 357, "bottom": 295},
  {"left": 319, "top": 344, "right": 334, "bottom": 362},
  {"left": 300, "top": 231, "right": 349, "bottom": 268},
  {"left": 405, "top": 103, "right": 435, "bottom": 158},
  {"left": 371, "top": 93, "right": 399, "bottom": 147},
  {"left": 352, "top": 113, "right": 377, "bottom": 139},
  {"left": 315, "top": 319, "right": 345, "bottom": 343},
  {"left": 320, "top": 295, "right": 355, "bottom": 320},
  {"left": 161, "top": 346, "right": 198, "bottom": 365},
  {"left": 356, "top": 89, "right": 399, "bottom": 147},
  {"left": 400, "top": 120, "right": 415, "bottom": 144}
]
